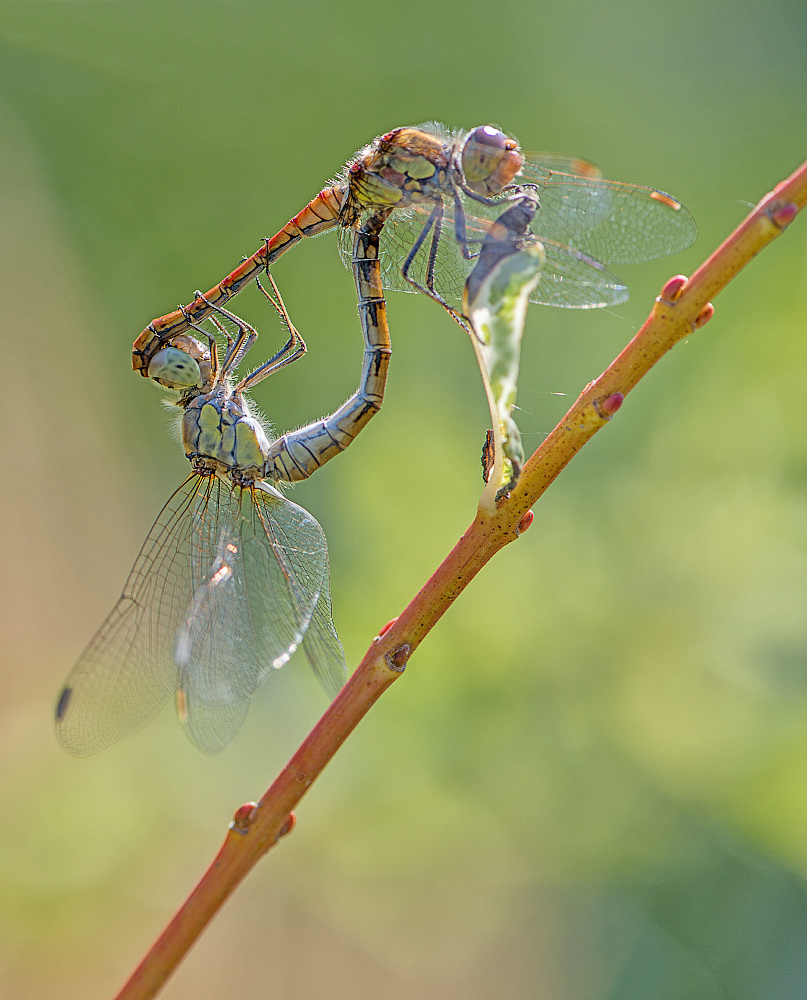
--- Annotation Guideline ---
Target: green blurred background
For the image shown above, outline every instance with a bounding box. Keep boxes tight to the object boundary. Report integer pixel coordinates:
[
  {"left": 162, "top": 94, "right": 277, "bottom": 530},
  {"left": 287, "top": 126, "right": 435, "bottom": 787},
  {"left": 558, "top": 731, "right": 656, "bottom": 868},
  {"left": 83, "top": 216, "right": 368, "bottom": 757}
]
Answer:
[{"left": 2, "top": 1, "right": 807, "bottom": 997}]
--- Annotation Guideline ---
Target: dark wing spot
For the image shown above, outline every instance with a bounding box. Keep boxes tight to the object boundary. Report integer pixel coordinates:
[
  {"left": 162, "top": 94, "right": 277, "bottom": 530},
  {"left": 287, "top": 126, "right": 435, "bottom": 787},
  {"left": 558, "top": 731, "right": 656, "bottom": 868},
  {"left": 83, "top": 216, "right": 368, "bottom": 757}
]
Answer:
[{"left": 55, "top": 686, "right": 72, "bottom": 721}]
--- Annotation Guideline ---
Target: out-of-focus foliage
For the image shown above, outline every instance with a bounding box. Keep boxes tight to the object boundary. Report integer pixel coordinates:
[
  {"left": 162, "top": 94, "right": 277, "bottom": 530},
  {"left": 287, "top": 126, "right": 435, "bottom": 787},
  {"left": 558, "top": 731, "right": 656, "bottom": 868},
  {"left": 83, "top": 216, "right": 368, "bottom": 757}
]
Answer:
[{"left": 1, "top": 1, "right": 807, "bottom": 997}]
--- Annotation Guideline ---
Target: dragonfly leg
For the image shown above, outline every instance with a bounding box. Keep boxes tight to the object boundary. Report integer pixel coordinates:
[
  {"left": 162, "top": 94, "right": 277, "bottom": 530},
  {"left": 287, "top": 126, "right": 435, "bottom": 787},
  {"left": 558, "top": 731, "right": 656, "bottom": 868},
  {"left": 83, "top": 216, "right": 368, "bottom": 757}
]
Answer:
[
  {"left": 183, "top": 291, "right": 258, "bottom": 383},
  {"left": 453, "top": 184, "right": 538, "bottom": 263},
  {"left": 191, "top": 293, "right": 237, "bottom": 358},
  {"left": 399, "top": 200, "right": 441, "bottom": 296},
  {"left": 235, "top": 273, "right": 308, "bottom": 392},
  {"left": 179, "top": 300, "right": 221, "bottom": 381},
  {"left": 395, "top": 200, "right": 472, "bottom": 334},
  {"left": 452, "top": 192, "right": 481, "bottom": 262},
  {"left": 397, "top": 200, "right": 464, "bottom": 326},
  {"left": 457, "top": 176, "right": 526, "bottom": 209},
  {"left": 266, "top": 210, "right": 393, "bottom": 483},
  {"left": 424, "top": 211, "right": 443, "bottom": 295}
]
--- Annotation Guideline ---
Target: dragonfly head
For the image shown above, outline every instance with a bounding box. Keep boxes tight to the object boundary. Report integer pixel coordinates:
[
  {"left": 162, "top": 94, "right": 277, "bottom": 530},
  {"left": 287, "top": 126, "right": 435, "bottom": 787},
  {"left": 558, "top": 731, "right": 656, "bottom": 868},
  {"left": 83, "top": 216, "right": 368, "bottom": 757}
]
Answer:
[
  {"left": 147, "top": 336, "right": 211, "bottom": 390},
  {"left": 460, "top": 126, "right": 523, "bottom": 198}
]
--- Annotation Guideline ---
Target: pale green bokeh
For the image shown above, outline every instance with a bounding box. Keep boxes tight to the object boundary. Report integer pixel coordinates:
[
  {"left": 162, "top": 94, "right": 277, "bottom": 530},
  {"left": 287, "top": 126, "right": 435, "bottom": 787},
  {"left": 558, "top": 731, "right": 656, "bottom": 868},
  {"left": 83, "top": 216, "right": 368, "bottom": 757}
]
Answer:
[{"left": 2, "top": 2, "right": 807, "bottom": 997}]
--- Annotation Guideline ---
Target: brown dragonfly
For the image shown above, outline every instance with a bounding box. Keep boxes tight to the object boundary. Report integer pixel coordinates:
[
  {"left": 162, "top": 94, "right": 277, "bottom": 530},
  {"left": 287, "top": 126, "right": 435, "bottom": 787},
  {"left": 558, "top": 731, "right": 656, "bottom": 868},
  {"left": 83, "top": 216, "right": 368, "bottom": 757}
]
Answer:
[{"left": 132, "top": 122, "right": 696, "bottom": 375}]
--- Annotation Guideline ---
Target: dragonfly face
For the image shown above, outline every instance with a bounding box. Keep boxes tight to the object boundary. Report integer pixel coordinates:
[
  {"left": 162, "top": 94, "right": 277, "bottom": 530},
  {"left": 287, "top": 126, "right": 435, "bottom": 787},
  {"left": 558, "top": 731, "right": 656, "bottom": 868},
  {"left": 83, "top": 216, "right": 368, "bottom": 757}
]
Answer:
[
  {"left": 458, "top": 125, "right": 523, "bottom": 199},
  {"left": 146, "top": 334, "right": 212, "bottom": 390}
]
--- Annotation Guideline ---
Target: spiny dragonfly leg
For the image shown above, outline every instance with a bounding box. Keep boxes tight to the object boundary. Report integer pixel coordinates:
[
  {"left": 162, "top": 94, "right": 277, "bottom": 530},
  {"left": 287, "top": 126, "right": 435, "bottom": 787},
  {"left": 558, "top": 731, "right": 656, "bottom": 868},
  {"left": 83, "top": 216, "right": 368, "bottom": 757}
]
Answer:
[
  {"left": 190, "top": 291, "right": 238, "bottom": 360},
  {"left": 455, "top": 184, "right": 538, "bottom": 263},
  {"left": 183, "top": 291, "right": 257, "bottom": 382},
  {"left": 256, "top": 237, "right": 310, "bottom": 367},
  {"left": 257, "top": 271, "right": 308, "bottom": 362},
  {"left": 400, "top": 199, "right": 441, "bottom": 298},
  {"left": 236, "top": 273, "right": 308, "bottom": 392},
  {"left": 399, "top": 200, "right": 466, "bottom": 330},
  {"left": 397, "top": 200, "right": 473, "bottom": 334},
  {"left": 266, "top": 209, "right": 393, "bottom": 483},
  {"left": 425, "top": 207, "right": 443, "bottom": 294},
  {"left": 452, "top": 192, "right": 481, "bottom": 262},
  {"left": 458, "top": 174, "right": 521, "bottom": 208},
  {"left": 179, "top": 298, "right": 222, "bottom": 380}
]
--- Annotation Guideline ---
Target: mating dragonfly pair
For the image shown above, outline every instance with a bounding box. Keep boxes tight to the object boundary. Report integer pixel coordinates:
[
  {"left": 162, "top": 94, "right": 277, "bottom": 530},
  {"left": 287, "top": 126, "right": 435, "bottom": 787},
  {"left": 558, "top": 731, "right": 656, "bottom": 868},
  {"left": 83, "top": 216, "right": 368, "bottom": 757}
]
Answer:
[{"left": 56, "top": 123, "right": 696, "bottom": 755}]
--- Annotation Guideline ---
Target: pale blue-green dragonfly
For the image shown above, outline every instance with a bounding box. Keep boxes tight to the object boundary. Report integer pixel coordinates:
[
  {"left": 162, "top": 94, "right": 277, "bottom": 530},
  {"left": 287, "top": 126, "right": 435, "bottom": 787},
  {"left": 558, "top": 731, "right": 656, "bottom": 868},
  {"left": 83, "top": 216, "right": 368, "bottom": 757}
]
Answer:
[{"left": 56, "top": 211, "right": 392, "bottom": 754}]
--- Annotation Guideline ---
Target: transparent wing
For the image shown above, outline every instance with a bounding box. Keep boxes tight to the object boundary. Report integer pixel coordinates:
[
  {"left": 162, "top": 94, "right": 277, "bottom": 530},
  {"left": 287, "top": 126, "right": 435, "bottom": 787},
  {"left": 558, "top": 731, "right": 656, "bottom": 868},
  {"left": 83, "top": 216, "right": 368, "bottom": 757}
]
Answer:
[
  {"left": 519, "top": 152, "right": 697, "bottom": 264},
  {"left": 537, "top": 239, "right": 629, "bottom": 309},
  {"left": 298, "top": 549, "right": 347, "bottom": 700},
  {"left": 176, "top": 481, "right": 332, "bottom": 753},
  {"left": 56, "top": 476, "right": 338, "bottom": 756},
  {"left": 56, "top": 475, "right": 217, "bottom": 756},
  {"left": 339, "top": 206, "right": 628, "bottom": 308}
]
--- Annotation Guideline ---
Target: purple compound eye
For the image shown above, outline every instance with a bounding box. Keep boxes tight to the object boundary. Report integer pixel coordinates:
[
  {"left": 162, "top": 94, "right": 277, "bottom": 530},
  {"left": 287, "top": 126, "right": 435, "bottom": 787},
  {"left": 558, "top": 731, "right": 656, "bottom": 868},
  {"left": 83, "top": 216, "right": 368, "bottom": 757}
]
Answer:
[
  {"left": 461, "top": 125, "right": 522, "bottom": 195},
  {"left": 469, "top": 125, "right": 508, "bottom": 150}
]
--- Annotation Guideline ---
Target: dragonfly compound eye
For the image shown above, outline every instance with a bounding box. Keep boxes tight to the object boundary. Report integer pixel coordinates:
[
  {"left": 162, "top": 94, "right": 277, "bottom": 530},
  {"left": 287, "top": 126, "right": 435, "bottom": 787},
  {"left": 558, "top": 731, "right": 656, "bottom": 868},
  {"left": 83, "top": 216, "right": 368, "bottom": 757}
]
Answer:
[
  {"left": 469, "top": 125, "right": 509, "bottom": 151},
  {"left": 461, "top": 125, "right": 523, "bottom": 197},
  {"left": 147, "top": 346, "right": 203, "bottom": 389}
]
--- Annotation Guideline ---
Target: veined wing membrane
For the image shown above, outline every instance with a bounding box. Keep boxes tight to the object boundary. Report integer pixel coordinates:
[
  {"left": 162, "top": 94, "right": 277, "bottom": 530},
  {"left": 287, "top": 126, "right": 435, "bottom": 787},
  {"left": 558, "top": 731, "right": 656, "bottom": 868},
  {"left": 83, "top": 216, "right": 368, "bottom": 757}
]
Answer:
[
  {"left": 56, "top": 476, "right": 208, "bottom": 756},
  {"left": 56, "top": 476, "right": 338, "bottom": 756},
  {"left": 519, "top": 153, "right": 697, "bottom": 264},
  {"left": 339, "top": 203, "right": 629, "bottom": 308},
  {"left": 298, "top": 560, "right": 347, "bottom": 701},
  {"left": 176, "top": 482, "right": 339, "bottom": 753}
]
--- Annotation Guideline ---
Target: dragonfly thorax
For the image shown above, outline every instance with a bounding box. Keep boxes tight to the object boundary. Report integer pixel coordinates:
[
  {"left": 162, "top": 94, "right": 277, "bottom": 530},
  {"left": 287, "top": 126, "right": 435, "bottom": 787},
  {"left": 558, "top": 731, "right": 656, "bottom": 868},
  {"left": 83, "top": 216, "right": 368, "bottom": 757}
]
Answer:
[
  {"left": 182, "top": 394, "right": 271, "bottom": 484},
  {"left": 341, "top": 127, "right": 454, "bottom": 225}
]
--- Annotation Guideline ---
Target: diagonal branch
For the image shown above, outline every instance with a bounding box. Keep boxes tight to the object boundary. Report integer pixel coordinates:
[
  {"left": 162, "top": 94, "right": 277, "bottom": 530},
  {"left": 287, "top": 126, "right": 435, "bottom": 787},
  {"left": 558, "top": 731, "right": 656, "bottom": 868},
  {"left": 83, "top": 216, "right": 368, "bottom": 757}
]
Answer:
[{"left": 114, "top": 156, "right": 807, "bottom": 1000}]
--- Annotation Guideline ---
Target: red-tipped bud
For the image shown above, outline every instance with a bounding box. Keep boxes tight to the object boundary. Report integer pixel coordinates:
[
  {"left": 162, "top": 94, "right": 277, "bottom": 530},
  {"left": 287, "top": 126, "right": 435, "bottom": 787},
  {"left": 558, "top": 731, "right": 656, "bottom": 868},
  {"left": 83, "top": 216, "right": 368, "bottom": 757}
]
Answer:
[
  {"left": 694, "top": 303, "right": 715, "bottom": 329},
  {"left": 770, "top": 201, "right": 798, "bottom": 228},
  {"left": 278, "top": 813, "right": 297, "bottom": 839},
  {"left": 600, "top": 392, "right": 624, "bottom": 416},
  {"left": 659, "top": 275, "right": 688, "bottom": 301},
  {"left": 230, "top": 802, "right": 258, "bottom": 833},
  {"left": 377, "top": 617, "right": 398, "bottom": 638}
]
